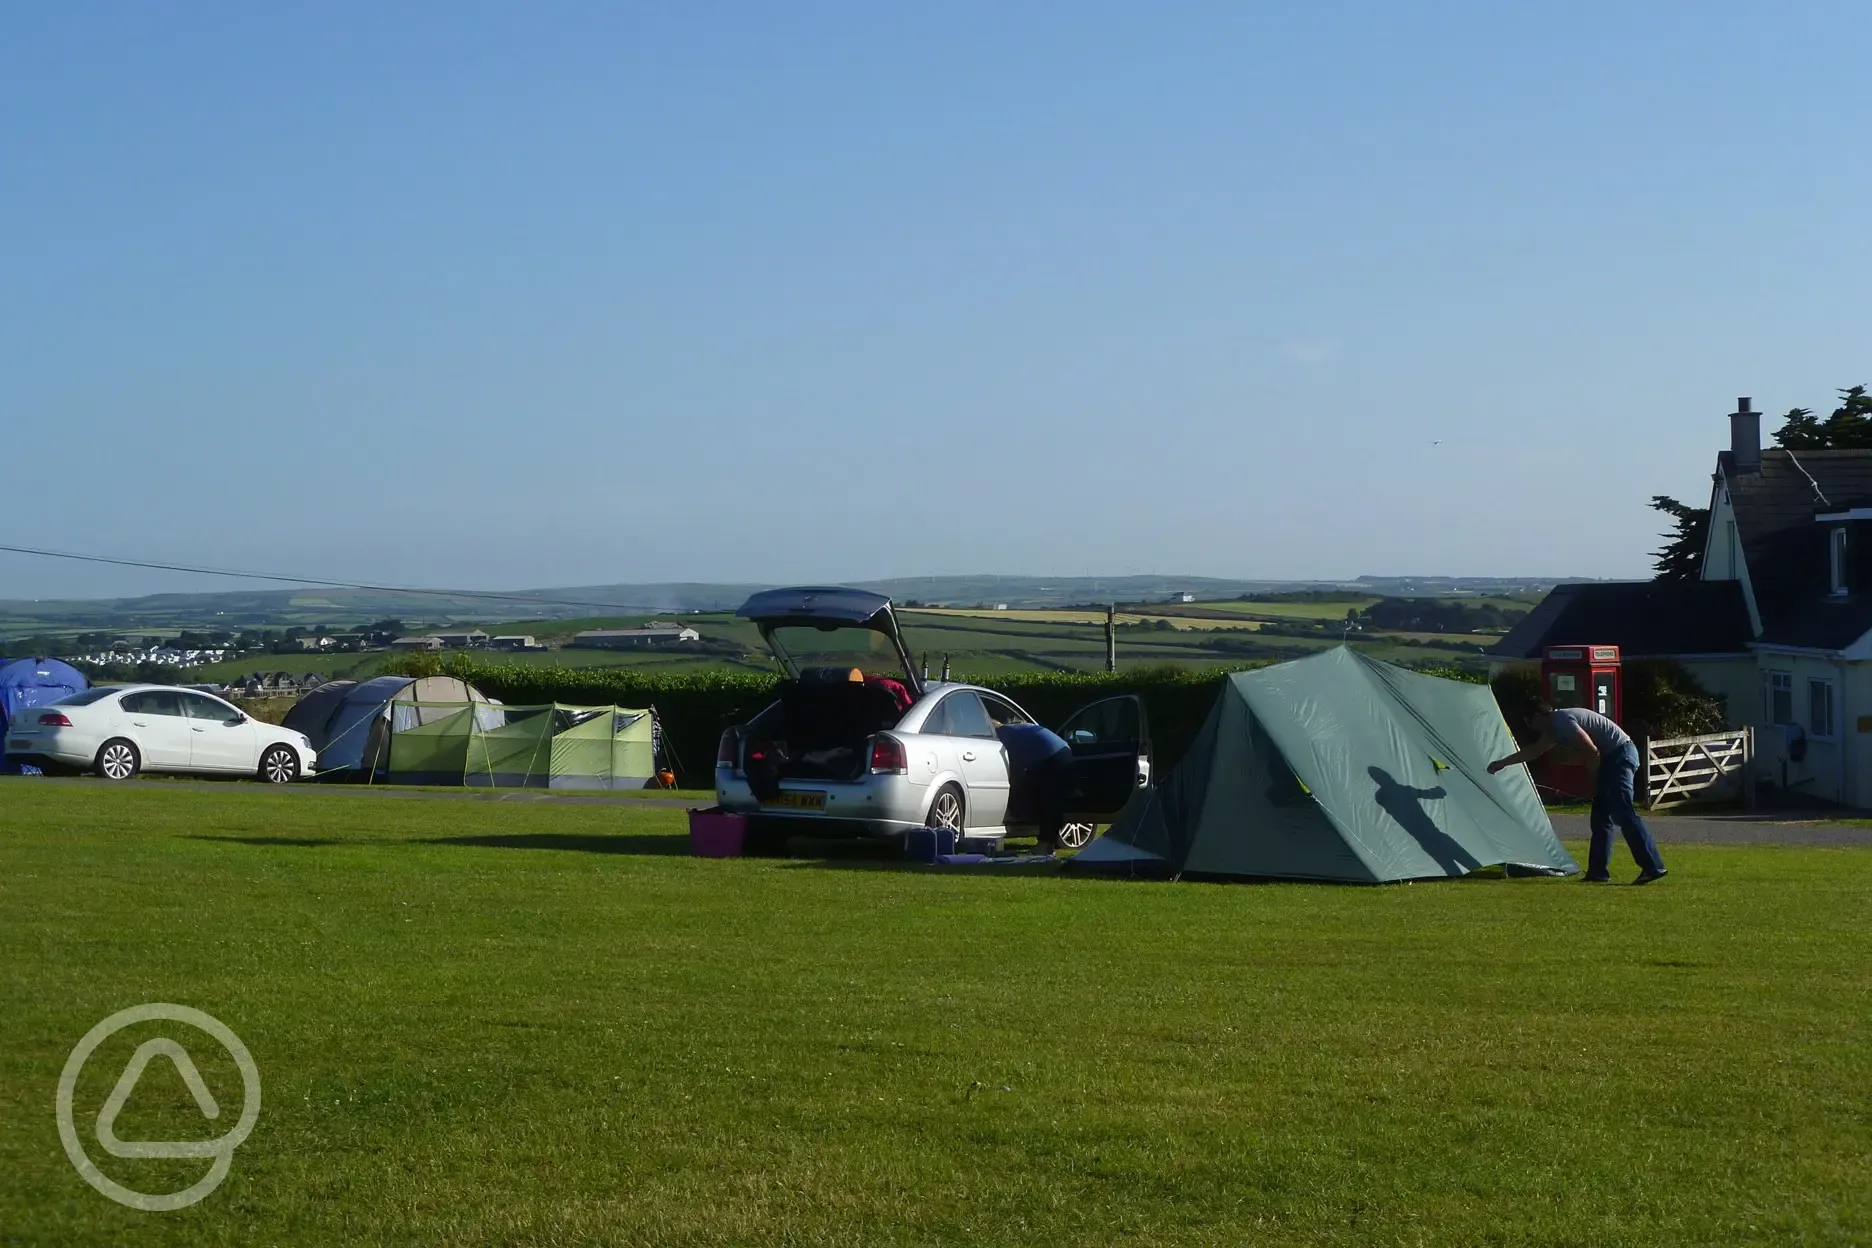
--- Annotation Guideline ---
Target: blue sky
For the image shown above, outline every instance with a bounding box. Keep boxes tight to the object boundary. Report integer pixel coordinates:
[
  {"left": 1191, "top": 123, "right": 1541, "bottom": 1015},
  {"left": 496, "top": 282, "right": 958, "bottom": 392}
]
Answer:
[{"left": 3, "top": 2, "right": 1868, "bottom": 598}]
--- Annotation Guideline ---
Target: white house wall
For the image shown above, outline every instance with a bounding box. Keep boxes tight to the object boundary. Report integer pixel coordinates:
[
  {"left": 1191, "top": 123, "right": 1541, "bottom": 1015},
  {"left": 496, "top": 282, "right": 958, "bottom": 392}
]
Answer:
[
  {"left": 1674, "top": 658, "right": 1759, "bottom": 731},
  {"left": 1699, "top": 470, "right": 1763, "bottom": 635},
  {"left": 1751, "top": 651, "right": 1854, "bottom": 806}
]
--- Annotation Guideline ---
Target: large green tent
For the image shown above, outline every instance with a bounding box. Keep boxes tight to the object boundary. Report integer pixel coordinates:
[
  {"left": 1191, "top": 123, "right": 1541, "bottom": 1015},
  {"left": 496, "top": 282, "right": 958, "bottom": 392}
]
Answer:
[
  {"left": 1075, "top": 648, "right": 1577, "bottom": 882},
  {"left": 383, "top": 702, "right": 657, "bottom": 790}
]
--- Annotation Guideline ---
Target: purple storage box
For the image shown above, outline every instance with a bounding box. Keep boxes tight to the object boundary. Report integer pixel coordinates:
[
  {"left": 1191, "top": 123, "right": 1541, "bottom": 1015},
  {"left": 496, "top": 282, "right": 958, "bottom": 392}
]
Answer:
[{"left": 689, "top": 808, "right": 746, "bottom": 857}]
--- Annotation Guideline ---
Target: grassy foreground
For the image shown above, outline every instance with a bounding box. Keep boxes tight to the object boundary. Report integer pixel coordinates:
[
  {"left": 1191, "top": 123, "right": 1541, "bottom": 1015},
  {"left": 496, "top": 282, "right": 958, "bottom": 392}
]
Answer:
[{"left": 0, "top": 784, "right": 1866, "bottom": 1246}]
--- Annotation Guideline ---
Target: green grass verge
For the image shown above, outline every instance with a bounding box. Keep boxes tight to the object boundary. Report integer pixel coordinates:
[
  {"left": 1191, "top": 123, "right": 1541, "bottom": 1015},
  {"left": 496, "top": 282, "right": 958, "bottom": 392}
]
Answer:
[{"left": 1, "top": 785, "right": 1866, "bottom": 1245}]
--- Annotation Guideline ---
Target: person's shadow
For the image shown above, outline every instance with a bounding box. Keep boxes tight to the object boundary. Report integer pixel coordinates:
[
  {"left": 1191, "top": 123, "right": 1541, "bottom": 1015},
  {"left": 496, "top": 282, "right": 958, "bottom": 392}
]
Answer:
[{"left": 1368, "top": 766, "right": 1482, "bottom": 874}]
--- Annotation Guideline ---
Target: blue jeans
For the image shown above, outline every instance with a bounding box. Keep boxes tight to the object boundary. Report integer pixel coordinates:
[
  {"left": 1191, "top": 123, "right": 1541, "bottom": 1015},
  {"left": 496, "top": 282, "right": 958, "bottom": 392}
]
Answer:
[{"left": 1589, "top": 743, "right": 1666, "bottom": 878}]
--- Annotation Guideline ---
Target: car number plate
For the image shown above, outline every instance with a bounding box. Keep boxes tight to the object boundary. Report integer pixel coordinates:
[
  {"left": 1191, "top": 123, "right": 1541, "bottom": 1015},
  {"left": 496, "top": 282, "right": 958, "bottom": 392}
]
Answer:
[{"left": 764, "top": 791, "right": 827, "bottom": 811}]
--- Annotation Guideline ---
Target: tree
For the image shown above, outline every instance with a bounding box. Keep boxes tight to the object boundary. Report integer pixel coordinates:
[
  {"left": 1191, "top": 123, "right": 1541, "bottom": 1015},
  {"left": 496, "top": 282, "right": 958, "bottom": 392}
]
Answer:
[
  {"left": 1772, "top": 386, "right": 1872, "bottom": 449},
  {"left": 1649, "top": 496, "right": 1708, "bottom": 582}
]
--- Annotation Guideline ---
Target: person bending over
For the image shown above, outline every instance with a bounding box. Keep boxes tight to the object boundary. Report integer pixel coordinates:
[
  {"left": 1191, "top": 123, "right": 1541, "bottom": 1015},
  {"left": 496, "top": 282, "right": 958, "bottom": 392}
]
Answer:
[{"left": 1488, "top": 701, "right": 1668, "bottom": 885}]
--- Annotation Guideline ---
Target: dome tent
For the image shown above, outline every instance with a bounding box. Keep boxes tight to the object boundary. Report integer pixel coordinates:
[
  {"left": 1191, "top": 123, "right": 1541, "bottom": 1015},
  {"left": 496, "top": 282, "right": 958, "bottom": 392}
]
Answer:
[
  {"left": 284, "top": 675, "right": 500, "bottom": 779},
  {"left": 0, "top": 658, "right": 89, "bottom": 775},
  {"left": 1072, "top": 648, "right": 1578, "bottom": 883}
]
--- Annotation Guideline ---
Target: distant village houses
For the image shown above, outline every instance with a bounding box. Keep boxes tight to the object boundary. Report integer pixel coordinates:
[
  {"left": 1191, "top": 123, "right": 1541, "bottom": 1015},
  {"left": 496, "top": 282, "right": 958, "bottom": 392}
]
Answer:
[{"left": 572, "top": 624, "right": 701, "bottom": 650}]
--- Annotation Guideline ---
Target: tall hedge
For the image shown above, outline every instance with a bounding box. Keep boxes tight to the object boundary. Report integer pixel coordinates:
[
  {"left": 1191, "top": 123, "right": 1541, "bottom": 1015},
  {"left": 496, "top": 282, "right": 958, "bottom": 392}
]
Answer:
[{"left": 384, "top": 654, "right": 1263, "bottom": 787}]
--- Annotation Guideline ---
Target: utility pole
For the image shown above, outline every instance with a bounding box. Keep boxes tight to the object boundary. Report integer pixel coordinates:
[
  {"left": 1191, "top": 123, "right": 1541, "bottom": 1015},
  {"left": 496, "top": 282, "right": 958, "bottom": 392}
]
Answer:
[{"left": 1105, "top": 604, "right": 1117, "bottom": 673}]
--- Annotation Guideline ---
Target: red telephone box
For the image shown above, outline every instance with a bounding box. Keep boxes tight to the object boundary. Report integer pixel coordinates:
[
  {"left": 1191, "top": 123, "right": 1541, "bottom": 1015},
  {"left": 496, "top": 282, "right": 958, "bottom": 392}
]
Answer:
[{"left": 1534, "top": 644, "right": 1623, "bottom": 800}]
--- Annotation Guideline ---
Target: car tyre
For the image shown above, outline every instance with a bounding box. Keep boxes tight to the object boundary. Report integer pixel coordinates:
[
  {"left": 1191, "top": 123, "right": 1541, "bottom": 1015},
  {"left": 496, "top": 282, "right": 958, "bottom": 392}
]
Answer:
[
  {"left": 926, "top": 784, "right": 965, "bottom": 833},
  {"left": 1057, "top": 821, "right": 1097, "bottom": 850},
  {"left": 95, "top": 739, "right": 140, "bottom": 782},
  {"left": 259, "top": 744, "right": 300, "bottom": 784}
]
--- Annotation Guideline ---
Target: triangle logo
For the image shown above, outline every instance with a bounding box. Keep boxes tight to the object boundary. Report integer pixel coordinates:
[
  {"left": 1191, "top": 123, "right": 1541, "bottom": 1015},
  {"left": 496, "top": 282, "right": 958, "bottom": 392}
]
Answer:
[{"left": 95, "top": 1038, "right": 224, "bottom": 1160}]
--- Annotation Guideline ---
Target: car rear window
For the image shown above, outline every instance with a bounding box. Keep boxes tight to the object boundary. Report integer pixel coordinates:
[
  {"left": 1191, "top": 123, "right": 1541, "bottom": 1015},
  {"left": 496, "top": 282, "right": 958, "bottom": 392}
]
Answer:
[{"left": 52, "top": 688, "right": 117, "bottom": 706}]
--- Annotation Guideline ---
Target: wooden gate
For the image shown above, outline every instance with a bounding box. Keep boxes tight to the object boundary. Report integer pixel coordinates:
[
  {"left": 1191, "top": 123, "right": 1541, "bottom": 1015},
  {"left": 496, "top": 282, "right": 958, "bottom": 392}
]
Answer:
[{"left": 1641, "top": 729, "right": 1754, "bottom": 810}]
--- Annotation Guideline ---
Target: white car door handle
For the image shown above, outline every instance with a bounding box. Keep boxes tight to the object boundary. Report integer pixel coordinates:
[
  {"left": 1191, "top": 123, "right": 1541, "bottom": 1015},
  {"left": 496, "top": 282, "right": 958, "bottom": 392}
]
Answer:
[
  {"left": 191, "top": 727, "right": 206, "bottom": 733},
  {"left": 961, "top": 751, "right": 977, "bottom": 762}
]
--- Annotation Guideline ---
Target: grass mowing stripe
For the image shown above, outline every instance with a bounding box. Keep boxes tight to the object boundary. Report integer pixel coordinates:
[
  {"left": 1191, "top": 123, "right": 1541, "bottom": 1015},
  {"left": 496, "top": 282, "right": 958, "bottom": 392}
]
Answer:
[{"left": 0, "top": 784, "right": 1866, "bottom": 1246}]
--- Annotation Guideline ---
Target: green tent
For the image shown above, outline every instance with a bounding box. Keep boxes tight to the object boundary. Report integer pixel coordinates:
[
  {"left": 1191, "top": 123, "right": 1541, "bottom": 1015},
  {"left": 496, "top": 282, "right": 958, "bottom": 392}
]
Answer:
[
  {"left": 1075, "top": 648, "right": 1577, "bottom": 882},
  {"left": 383, "top": 702, "right": 657, "bottom": 790}
]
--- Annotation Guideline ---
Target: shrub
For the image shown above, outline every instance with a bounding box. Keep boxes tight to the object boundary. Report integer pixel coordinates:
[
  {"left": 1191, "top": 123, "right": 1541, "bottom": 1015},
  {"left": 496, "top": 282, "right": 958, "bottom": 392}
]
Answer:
[{"left": 385, "top": 655, "right": 1269, "bottom": 787}]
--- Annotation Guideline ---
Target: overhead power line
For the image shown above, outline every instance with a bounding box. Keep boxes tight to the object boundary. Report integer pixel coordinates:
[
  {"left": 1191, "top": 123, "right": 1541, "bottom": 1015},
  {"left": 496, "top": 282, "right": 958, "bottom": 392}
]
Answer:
[{"left": 0, "top": 542, "right": 660, "bottom": 613}]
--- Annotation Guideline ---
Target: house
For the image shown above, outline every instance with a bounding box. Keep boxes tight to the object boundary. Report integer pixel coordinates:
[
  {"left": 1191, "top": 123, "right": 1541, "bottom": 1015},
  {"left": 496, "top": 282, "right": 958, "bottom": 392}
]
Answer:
[
  {"left": 572, "top": 625, "right": 701, "bottom": 650},
  {"left": 489, "top": 635, "right": 540, "bottom": 651},
  {"left": 1493, "top": 397, "right": 1872, "bottom": 805},
  {"left": 390, "top": 635, "right": 444, "bottom": 652},
  {"left": 432, "top": 630, "right": 490, "bottom": 650}
]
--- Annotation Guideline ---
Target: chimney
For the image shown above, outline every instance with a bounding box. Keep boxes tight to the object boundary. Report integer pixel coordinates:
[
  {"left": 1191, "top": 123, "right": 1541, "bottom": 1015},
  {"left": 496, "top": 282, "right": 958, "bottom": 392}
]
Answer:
[{"left": 1730, "top": 397, "right": 1761, "bottom": 474}]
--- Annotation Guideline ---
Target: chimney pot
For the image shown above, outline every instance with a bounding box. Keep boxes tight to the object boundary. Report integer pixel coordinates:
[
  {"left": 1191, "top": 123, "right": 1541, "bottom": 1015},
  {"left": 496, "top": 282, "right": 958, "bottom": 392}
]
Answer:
[{"left": 1730, "top": 397, "right": 1762, "bottom": 475}]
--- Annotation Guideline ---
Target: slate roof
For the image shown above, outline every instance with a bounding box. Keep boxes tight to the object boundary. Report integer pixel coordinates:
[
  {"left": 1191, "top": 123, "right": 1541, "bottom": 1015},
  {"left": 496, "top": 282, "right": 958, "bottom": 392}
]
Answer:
[
  {"left": 1722, "top": 448, "right": 1872, "bottom": 649},
  {"left": 1489, "top": 581, "right": 1754, "bottom": 660}
]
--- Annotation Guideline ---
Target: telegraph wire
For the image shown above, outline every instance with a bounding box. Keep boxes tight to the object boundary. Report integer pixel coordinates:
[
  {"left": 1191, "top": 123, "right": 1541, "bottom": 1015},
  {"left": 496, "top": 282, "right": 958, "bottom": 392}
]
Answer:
[{"left": 0, "top": 542, "right": 675, "bottom": 614}]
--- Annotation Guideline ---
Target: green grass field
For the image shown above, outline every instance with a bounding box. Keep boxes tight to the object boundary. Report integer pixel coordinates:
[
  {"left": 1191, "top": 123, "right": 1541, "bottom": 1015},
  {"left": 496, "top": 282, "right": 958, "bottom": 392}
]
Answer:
[{"left": 1, "top": 784, "right": 1866, "bottom": 1245}]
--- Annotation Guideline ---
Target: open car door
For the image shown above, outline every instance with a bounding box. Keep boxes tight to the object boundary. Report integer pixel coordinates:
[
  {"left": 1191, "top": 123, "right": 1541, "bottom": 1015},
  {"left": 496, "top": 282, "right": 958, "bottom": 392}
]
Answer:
[{"left": 1055, "top": 695, "right": 1150, "bottom": 820}]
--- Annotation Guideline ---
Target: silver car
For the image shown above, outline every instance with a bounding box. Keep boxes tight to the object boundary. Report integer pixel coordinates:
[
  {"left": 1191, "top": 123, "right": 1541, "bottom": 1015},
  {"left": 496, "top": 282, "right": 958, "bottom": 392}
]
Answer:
[{"left": 715, "top": 587, "right": 1150, "bottom": 851}]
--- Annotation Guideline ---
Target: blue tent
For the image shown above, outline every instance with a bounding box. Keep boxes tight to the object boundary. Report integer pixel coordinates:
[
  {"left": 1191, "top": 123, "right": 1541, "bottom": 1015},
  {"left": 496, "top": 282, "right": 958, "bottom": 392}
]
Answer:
[{"left": 0, "top": 658, "right": 89, "bottom": 775}]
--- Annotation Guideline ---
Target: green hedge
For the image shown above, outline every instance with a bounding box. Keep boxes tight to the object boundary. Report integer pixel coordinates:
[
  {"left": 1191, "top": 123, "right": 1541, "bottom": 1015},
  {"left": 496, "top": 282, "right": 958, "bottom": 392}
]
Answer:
[{"left": 384, "top": 655, "right": 1264, "bottom": 787}]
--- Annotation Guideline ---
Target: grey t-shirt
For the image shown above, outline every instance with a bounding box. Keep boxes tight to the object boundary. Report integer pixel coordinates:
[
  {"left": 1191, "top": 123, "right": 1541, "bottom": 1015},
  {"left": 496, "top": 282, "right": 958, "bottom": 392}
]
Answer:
[{"left": 1549, "top": 707, "right": 1632, "bottom": 756}]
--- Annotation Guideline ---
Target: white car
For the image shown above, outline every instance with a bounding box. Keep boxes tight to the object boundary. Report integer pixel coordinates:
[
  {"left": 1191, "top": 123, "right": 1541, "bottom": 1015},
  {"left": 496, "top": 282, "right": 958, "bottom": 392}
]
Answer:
[{"left": 3, "top": 684, "right": 318, "bottom": 783}]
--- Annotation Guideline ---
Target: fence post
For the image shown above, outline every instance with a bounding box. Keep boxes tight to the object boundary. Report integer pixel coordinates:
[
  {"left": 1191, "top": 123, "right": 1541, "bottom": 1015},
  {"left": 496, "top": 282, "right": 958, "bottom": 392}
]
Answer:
[{"left": 1637, "top": 733, "right": 1651, "bottom": 809}]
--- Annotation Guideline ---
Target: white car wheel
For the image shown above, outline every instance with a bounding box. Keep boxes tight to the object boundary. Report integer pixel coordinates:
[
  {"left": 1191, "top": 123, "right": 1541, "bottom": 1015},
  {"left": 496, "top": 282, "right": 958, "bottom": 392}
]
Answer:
[
  {"left": 1058, "top": 822, "right": 1097, "bottom": 850},
  {"left": 96, "top": 740, "right": 140, "bottom": 781},
  {"left": 259, "top": 744, "right": 300, "bottom": 784}
]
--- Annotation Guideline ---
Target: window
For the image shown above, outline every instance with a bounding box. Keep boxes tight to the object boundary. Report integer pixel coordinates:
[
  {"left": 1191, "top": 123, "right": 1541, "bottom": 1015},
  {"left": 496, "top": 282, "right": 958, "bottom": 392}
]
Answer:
[
  {"left": 1832, "top": 527, "right": 1850, "bottom": 596},
  {"left": 1766, "top": 671, "right": 1794, "bottom": 726},
  {"left": 977, "top": 693, "right": 1031, "bottom": 729},
  {"left": 1727, "top": 520, "right": 1738, "bottom": 575},
  {"left": 120, "top": 690, "right": 184, "bottom": 716},
  {"left": 939, "top": 692, "right": 998, "bottom": 740},
  {"left": 1809, "top": 680, "right": 1836, "bottom": 739},
  {"left": 53, "top": 688, "right": 118, "bottom": 707},
  {"left": 180, "top": 692, "right": 239, "bottom": 722}
]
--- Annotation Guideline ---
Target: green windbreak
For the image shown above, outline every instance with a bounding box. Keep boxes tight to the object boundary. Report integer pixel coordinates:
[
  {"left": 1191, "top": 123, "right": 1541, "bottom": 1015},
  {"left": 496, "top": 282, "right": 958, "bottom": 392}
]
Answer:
[{"left": 380, "top": 701, "right": 659, "bottom": 790}]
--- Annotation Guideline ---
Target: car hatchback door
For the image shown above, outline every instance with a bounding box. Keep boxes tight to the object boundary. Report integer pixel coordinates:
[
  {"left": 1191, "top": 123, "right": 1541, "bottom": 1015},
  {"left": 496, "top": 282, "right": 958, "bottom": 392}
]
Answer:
[
  {"left": 118, "top": 690, "right": 192, "bottom": 769},
  {"left": 180, "top": 692, "right": 256, "bottom": 772}
]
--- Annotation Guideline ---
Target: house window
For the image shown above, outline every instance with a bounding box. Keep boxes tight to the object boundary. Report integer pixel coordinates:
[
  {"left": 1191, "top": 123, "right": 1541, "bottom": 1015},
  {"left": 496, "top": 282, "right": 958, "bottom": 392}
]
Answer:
[
  {"left": 1831, "top": 527, "right": 1850, "bottom": 596},
  {"left": 1767, "top": 671, "right": 1795, "bottom": 726},
  {"left": 1727, "top": 520, "right": 1738, "bottom": 575},
  {"left": 1810, "top": 680, "right": 1837, "bottom": 739}
]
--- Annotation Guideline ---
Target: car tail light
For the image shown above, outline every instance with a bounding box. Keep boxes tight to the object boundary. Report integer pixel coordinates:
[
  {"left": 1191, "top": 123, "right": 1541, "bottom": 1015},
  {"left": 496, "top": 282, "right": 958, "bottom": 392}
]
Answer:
[
  {"left": 37, "top": 712, "right": 72, "bottom": 727},
  {"left": 869, "top": 734, "right": 909, "bottom": 775},
  {"left": 716, "top": 729, "right": 741, "bottom": 769}
]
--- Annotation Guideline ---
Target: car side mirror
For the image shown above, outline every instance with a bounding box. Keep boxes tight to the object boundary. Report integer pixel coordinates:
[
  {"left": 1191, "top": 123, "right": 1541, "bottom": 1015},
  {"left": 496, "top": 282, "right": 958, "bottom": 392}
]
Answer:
[{"left": 225, "top": 714, "right": 247, "bottom": 726}]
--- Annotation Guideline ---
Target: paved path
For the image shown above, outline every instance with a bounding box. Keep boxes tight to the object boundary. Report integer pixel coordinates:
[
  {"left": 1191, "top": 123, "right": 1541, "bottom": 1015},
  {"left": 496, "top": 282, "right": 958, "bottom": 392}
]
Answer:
[{"left": 1551, "top": 812, "right": 1872, "bottom": 847}]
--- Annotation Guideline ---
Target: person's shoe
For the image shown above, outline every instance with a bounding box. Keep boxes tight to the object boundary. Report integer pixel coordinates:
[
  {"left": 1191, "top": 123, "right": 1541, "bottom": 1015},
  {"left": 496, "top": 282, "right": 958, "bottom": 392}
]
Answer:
[
  {"left": 1633, "top": 868, "right": 1668, "bottom": 886},
  {"left": 1581, "top": 874, "right": 1612, "bottom": 883}
]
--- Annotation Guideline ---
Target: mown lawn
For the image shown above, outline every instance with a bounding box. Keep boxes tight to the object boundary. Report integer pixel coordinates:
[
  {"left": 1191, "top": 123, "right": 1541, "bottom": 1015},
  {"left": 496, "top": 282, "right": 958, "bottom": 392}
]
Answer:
[{"left": 0, "top": 783, "right": 1866, "bottom": 1246}]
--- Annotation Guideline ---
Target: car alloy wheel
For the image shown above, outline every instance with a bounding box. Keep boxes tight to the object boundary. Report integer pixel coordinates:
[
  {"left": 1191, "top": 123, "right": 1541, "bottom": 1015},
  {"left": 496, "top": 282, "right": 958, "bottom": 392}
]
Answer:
[
  {"left": 260, "top": 745, "right": 299, "bottom": 784},
  {"left": 1058, "top": 822, "right": 1097, "bottom": 850},
  {"left": 97, "top": 740, "right": 139, "bottom": 781},
  {"left": 927, "top": 786, "right": 964, "bottom": 832}
]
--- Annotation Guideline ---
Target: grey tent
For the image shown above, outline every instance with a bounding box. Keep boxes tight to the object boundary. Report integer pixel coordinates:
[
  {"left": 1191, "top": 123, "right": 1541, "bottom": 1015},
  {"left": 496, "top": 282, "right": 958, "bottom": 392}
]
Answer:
[
  {"left": 284, "top": 675, "right": 498, "bottom": 778},
  {"left": 1075, "top": 648, "right": 1578, "bottom": 882}
]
